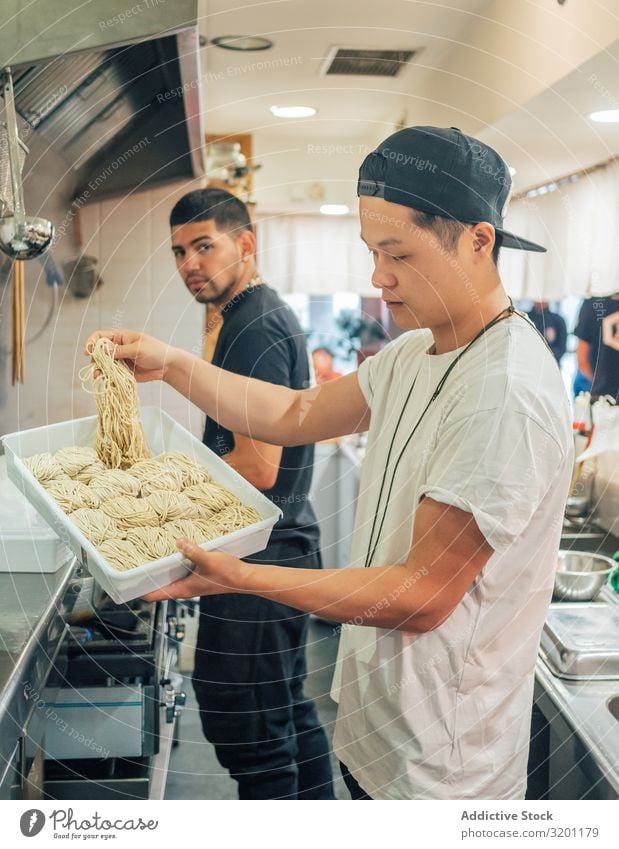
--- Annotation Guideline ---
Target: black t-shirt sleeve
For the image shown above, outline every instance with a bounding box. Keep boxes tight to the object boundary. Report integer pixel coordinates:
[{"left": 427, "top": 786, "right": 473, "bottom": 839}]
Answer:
[
  {"left": 575, "top": 299, "right": 596, "bottom": 344},
  {"left": 555, "top": 314, "right": 567, "bottom": 358},
  {"left": 217, "top": 325, "right": 294, "bottom": 388}
]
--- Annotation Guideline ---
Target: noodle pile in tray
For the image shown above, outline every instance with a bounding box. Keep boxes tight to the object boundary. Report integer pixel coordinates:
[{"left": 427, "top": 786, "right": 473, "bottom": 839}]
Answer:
[{"left": 22, "top": 339, "right": 260, "bottom": 571}]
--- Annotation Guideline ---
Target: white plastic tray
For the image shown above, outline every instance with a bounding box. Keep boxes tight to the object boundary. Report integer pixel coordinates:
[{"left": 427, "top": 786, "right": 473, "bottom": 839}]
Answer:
[
  {"left": 0, "top": 529, "right": 73, "bottom": 573},
  {"left": 1, "top": 407, "right": 282, "bottom": 603},
  {"left": 0, "top": 458, "right": 72, "bottom": 573}
]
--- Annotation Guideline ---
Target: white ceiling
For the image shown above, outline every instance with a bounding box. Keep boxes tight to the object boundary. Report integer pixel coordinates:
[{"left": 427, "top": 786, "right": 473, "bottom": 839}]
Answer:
[
  {"left": 481, "top": 38, "right": 619, "bottom": 192},
  {"left": 199, "top": 0, "right": 493, "bottom": 142},
  {"left": 196, "top": 0, "right": 619, "bottom": 209}
]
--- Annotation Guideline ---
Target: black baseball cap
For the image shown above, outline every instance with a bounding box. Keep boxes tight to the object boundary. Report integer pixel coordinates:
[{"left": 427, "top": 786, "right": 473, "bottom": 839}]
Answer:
[{"left": 358, "top": 126, "right": 545, "bottom": 253}]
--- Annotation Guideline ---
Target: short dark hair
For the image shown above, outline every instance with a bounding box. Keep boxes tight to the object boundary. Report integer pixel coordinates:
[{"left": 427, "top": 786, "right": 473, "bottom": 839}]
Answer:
[
  {"left": 169, "top": 188, "right": 253, "bottom": 237},
  {"left": 410, "top": 209, "right": 501, "bottom": 266}
]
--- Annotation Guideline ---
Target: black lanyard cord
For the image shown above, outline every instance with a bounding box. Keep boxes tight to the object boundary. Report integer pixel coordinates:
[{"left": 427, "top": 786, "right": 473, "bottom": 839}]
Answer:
[
  {"left": 359, "top": 373, "right": 420, "bottom": 558},
  {"left": 363, "top": 301, "right": 518, "bottom": 569}
]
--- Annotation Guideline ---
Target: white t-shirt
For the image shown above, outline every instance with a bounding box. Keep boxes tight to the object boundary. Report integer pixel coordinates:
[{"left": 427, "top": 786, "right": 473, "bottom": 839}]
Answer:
[{"left": 331, "top": 314, "right": 574, "bottom": 800}]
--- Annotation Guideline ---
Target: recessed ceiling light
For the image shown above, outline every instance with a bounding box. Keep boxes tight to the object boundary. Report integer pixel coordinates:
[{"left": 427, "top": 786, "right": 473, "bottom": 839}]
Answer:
[
  {"left": 211, "top": 35, "right": 273, "bottom": 51},
  {"left": 508, "top": 166, "right": 517, "bottom": 177},
  {"left": 320, "top": 204, "right": 349, "bottom": 216},
  {"left": 589, "top": 109, "right": 619, "bottom": 123},
  {"left": 270, "top": 105, "right": 317, "bottom": 118}
]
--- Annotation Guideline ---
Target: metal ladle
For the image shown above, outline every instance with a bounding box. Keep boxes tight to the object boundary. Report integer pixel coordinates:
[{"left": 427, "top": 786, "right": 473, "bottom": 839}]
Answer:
[{"left": 0, "top": 67, "right": 54, "bottom": 260}]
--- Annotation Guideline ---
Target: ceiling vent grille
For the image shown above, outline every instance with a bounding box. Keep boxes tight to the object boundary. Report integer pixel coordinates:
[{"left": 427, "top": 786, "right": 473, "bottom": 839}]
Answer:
[{"left": 321, "top": 48, "right": 418, "bottom": 77}]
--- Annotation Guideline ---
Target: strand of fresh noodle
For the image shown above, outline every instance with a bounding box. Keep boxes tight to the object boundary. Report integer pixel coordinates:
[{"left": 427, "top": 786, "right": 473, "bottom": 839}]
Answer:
[
  {"left": 99, "top": 505, "right": 261, "bottom": 571},
  {"left": 23, "top": 452, "right": 63, "bottom": 482},
  {"left": 55, "top": 446, "right": 98, "bottom": 476},
  {"left": 164, "top": 517, "right": 222, "bottom": 544},
  {"left": 146, "top": 490, "right": 200, "bottom": 523},
  {"left": 70, "top": 508, "right": 124, "bottom": 545},
  {"left": 204, "top": 503, "right": 261, "bottom": 535},
  {"left": 158, "top": 451, "right": 210, "bottom": 487},
  {"left": 99, "top": 494, "right": 159, "bottom": 531},
  {"left": 80, "top": 338, "right": 151, "bottom": 469},
  {"left": 126, "top": 526, "right": 178, "bottom": 561},
  {"left": 45, "top": 479, "right": 100, "bottom": 512},
  {"left": 98, "top": 538, "right": 142, "bottom": 571},
  {"left": 183, "top": 482, "right": 238, "bottom": 518},
  {"left": 88, "top": 470, "right": 141, "bottom": 500},
  {"left": 130, "top": 459, "right": 184, "bottom": 495}
]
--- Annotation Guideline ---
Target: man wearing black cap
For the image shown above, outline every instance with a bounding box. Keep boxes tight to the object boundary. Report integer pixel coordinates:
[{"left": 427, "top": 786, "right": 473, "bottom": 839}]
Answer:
[{"left": 86, "top": 126, "right": 573, "bottom": 800}]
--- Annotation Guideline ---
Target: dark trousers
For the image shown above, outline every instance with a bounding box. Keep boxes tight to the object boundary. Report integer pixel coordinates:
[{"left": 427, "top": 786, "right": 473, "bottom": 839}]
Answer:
[
  {"left": 192, "top": 551, "right": 334, "bottom": 799},
  {"left": 526, "top": 699, "right": 550, "bottom": 800},
  {"left": 340, "top": 761, "right": 373, "bottom": 799}
]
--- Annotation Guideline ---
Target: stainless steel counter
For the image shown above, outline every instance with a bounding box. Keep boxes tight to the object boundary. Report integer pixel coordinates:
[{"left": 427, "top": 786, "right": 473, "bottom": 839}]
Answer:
[
  {"left": 535, "top": 652, "right": 619, "bottom": 798},
  {"left": 0, "top": 554, "right": 186, "bottom": 799},
  {"left": 0, "top": 561, "right": 75, "bottom": 692},
  {"left": 0, "top": 558, "right": 77, "bottom": 797},
  {"left": 533, "top": 541, "right": 619, "bottom": 802}
]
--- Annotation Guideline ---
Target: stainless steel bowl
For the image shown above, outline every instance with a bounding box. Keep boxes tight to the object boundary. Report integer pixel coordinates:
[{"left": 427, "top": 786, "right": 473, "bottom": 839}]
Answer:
[{"left": 553, "top": 551, "right": 615, "bottom": 602}]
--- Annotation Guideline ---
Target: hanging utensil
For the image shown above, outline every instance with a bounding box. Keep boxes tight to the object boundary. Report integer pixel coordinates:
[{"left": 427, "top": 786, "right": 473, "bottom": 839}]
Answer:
[
  {"left": 0, "top": 118, "right": 25, "bottom": 218},
  {"left": 11, "top": 258, "right": 25, "bottom": 384},
  {"left": 0, "top": 67, "right": 54, "bottom": 260}
]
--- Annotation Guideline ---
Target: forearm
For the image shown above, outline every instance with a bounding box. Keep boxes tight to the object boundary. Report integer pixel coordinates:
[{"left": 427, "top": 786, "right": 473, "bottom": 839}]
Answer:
[
  {"left": 237, "top": 562, "right": 435, "bottom": 632},
  {"left": 576, "top": 341, "right": 593, "bottom": 379},
  {"left": 164, "top": 348, "right": 370, "bottom": 446},
  {"left": 223, "top": 449, "right": 264, "bottom": 490},
  {"left": 143, "top": 498, "right": 489, "bottom": 620},
  {"left": 89, "top": 328, "right": 367, "bottom": 444},
  {"left": 165, "top": 348, "right": 299, "bottom": 445},
  {"left": 218, "top": 430, "right": 282, "bottom": 490}
]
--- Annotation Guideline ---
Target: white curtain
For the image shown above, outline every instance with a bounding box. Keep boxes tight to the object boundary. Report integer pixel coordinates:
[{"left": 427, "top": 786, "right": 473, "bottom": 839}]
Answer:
[
  {"left": 500, "top": 159, "right": 619, "bottom": 299},
  {"left": 256, "top": 213, "right": 374, "bottom": 295},
  {"left": 257, "top": 161, "right": 619, "bottom": 300}
]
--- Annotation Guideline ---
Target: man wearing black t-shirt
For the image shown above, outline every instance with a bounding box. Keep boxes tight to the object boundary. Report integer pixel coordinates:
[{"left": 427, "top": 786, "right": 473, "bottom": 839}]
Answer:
[
  {"left": 575, "top": 294, "right": 619, "bottom": 402},
  {"left": 526, "top": 301, "right": 567, "bottom": 364},
  {"left": 168, "top": 188, "right": 334, "bottom": 799}
]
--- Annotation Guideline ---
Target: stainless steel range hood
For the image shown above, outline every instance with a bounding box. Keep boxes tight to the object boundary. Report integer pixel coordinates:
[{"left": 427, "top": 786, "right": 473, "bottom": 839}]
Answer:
[{"left": 0, "top": 0, "right": 204, "bottom": 200}]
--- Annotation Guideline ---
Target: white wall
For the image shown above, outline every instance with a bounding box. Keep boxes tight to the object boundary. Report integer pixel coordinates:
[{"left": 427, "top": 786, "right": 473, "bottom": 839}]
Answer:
[
  {"left": 0, "top": 126, "right": 79, "bottom": 433},
  {"left": 257, "top": 212, "right": 374, "bottom": 295},
  {"left": 78, "top": 181, "right": 207, "bottom": 438},
  {"left": 1, "top": 178, "right": 206, "bottom": 440},
  {"left": 499, "top": 159, "right": 619, "bottom": 300},
  {"left": 252, "top": 131, "right": 373, "bottom": 215}
]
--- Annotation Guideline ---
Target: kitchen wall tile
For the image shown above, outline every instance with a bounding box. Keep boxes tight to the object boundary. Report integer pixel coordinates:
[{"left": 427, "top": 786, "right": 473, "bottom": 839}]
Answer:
[{"left": 1, "top": 175, "right": 203, "bottom": 431}]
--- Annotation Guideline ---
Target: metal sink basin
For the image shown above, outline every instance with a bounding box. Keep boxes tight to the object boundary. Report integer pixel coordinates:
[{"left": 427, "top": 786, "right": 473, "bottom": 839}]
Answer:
[{"left": 608, "top": 696, "right": 619, "bottom": 721}]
